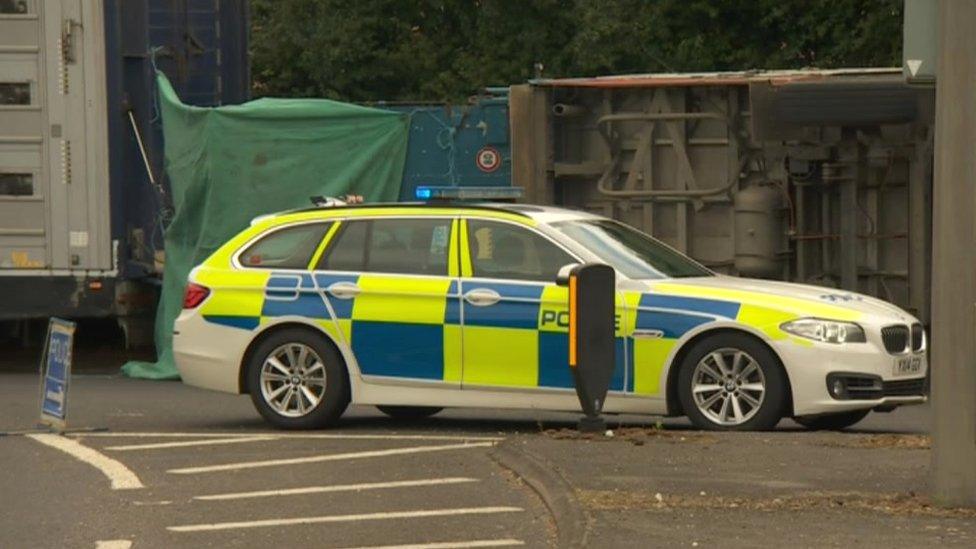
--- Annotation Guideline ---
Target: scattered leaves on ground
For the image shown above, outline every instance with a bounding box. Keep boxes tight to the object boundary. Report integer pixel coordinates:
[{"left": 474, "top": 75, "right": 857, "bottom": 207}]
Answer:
[
  {"left": 818, "top": 434, "right": 930, "bottom": 450},
  {"left": 542, "top": 426, "right": 716, "bottom": 445},
  {"left": 578, "top": 489, "right": 976, "bottom": 519}
]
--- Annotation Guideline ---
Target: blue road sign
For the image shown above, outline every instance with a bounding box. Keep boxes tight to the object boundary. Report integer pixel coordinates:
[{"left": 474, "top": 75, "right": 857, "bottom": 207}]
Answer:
[{"left": 40, "top": 318, "right": 76, "bottom": 429}]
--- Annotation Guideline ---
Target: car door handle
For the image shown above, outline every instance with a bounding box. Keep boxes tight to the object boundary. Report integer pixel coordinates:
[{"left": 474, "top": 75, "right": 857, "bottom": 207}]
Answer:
[
  {"left": 326, "top": 281, "right": 361, "bottom": 299},
  {"left": 463, "top": 288, "right": 501, "bottom": 307},
  {"left": 632, "top": 329, "right": 664, "bottom": 339}
]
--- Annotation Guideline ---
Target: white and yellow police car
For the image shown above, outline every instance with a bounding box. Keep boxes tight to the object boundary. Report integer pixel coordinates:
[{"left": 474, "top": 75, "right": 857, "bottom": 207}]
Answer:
[{"left": 173, "top": 193, "right": 928, "bottom": 431}]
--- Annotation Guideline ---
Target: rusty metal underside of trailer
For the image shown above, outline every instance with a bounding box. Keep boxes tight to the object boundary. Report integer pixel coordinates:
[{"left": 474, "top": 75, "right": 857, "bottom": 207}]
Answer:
[{"left": 511, "top": 69, "right": 934, "bottom": 322}]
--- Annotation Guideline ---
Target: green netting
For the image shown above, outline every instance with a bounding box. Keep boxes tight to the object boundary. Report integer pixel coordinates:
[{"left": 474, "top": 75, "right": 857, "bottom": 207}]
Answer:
[{"left": 122, "top": 72, "right": 409, "bottom": 379}]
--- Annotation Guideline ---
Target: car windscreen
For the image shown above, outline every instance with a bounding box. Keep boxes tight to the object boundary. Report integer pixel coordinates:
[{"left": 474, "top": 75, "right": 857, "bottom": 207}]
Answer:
[{"left": 552, "top": 219, "right": 713, "bottom": 279}]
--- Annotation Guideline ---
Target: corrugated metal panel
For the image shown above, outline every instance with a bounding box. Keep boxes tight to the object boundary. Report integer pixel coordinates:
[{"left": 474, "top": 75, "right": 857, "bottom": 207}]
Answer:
[
  {"left": 379, "top": 96, "right": 513, "bottom": 201},
  {"left": 0, "top": 0, "right": 250, "bottom": 320},
  {"left": 531, "top": 68, "right": 903, "bottom": 89},
  {"left": 0, "top": 0, "right": 112, "bottom": 272},
  {"left": 103, "top": 0, "right": 249, "bottom": 278},
  {"left": 512, "top": 69, "right": 935, "bottom": 321}
]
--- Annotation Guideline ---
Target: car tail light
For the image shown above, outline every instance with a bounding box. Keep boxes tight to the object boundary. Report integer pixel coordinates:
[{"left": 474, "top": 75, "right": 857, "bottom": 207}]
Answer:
[{"left": 183, "top": 282, "right": 210, "bottom": 309}]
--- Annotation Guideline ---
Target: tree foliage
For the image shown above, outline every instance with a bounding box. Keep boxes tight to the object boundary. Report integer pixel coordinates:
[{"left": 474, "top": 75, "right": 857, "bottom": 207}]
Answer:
[{"left": 250, "top": 0, "right": 903, "bottom": 102}]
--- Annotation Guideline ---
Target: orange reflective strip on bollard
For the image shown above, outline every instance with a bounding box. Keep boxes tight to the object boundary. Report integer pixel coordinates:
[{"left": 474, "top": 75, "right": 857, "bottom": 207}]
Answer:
[{"left": 568, "top": 274, "right": 577, "bottom": 367}]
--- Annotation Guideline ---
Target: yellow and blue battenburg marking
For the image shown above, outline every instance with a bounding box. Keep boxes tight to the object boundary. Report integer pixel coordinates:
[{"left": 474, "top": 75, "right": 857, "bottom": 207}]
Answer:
[
  {"left": 455, "top": 280, "right": 628, "bottom": 390},
  {"left": 348, "top": 274, "right": 453, "bottom": 380},
  {"left": 194, "top": 268, "right": 270, "bottom": 330},
  {"left": 187, "top": 204, "right": 856, "bottom": 400},
  {"left": 627, "top": 292, "right": 741, "bottom": 394},
  {"left": 198, "top": 269, "right": 753, "bottom": 397}
]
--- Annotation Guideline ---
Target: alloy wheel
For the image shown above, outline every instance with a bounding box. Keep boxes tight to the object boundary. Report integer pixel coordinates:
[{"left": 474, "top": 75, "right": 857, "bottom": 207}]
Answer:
[
  {"left": 259, "top": 342, "right": 327, "bottom": 417},
  {"left": 691, "top": 347, "right": 766, "bottom": 426}
]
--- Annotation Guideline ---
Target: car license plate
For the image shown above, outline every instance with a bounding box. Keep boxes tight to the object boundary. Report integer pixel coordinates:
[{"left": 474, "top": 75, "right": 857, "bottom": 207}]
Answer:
[{"left": 893, "top": 356, "right": 922, "bottom": 377}]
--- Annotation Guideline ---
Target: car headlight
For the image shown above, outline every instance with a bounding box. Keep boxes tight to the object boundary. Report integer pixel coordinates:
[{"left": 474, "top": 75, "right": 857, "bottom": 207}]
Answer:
[{"left": 780, "top": 318, "right": 866, "bottom": 344}]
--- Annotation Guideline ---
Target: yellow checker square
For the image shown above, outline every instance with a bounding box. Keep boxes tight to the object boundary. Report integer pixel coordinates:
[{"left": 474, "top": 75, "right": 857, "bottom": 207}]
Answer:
[
  {"left": 736, "top": 304, "right": 799, "bottom": 341},
  {"left": 654, "top": 282, "right": 861, "bottom": 322},
  {"left": 632, "top": 338, "right": 677, "bottom": 395},
  {"left": 314, "top": 318, "right": 351, "bottom": 345},
  {"left": 462, "top": 326, "right": 538, "bottom": 387},
  {"left": 537, "top": 285, "right": 568, "bottom": 333},
  {"left": 619, "top": 291, "right": 641, "bottom": 337},
  {"left": 334, "top": 318, "right": 352, "bottom": 344},
  {"left": 443, "top": 324, "right": 462, "bottom": 383},
  {"left": 351, "top": 275, "right": 451, "bottom": 324},
  {"left": 197, "top": 269, "right": 269, "bottom": 318}
]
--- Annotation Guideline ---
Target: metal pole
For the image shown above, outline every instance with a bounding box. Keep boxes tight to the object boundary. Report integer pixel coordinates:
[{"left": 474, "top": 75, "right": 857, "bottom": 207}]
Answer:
[
  {"left": 838, "top": 145, "right": 861, "bottom": 292},
  {"left": 931, "top": 0, "right": 976, "bottom": 508},
  {"left": 908, "top": 131, "right": 932, "bottom": 322}
]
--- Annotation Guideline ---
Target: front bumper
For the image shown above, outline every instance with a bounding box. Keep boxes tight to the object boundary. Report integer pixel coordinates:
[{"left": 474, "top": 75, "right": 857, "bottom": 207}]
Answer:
[{"left": 775, "top": 337, "right": 928, "bottom": 416}]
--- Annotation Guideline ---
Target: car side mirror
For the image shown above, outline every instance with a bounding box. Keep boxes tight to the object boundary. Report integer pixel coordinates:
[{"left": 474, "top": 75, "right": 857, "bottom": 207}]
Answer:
[{"left": 555, "top": 263, "right": 580, "bottom": 286}]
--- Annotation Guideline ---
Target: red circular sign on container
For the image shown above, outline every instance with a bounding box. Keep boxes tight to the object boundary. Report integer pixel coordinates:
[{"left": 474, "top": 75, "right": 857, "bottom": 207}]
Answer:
[{"left": 475, "top": 146, "right": 502, "bottom": 173}]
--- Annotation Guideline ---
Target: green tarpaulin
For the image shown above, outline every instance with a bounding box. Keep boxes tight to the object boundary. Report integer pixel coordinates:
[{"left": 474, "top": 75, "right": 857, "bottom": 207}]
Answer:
[{"left": 122, "top": 72, "right": 409, "bottom": 379}]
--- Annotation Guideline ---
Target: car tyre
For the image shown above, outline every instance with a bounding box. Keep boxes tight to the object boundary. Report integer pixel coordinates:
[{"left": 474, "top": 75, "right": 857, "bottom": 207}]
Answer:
[
  {"left": 677, "top": 332, "right": 788, "bottom": 431},
  {"left": 376, "top": 405, "right": 443, "bottom": 420},
  {"left": 794, "top": 409, "right": 870, "bottom": 431},
  {"left": 246, "top": 328, "right": 349, "bottom": 430}
]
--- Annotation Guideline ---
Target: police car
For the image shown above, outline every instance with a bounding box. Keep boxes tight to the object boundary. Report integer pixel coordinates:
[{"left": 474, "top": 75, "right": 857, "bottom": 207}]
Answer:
[{"left": 173, "top": 192, "right": 928, "bottom": 431}]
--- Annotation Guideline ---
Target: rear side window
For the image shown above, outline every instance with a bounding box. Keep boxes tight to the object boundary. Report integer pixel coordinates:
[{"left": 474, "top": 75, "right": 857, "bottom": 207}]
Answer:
[
  {"left": 317, "top": 218, "right": 451, "bottom": 276},
  {"left": 239, "top": 223, "right": 332, "bottom": 269},
  {"left": 318, "top": 220, "right": 368, "bottom": 271},
  {"left": 467, "top": 219, "right": 575, "bottom": 282}
]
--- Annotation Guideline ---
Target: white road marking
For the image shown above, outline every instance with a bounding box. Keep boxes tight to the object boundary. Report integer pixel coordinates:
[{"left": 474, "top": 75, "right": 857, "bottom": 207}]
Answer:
[
  {"left": 194, "top": 477, "right": 478, "bottom": 501},
  {"left": 95, "top": 539, "right": 132, "bottom": 549},
  {"left": 104, "top": 435, "right": 278, "bottom": 451},
  {"left": 72, "top": 432, "right": 503, "bottom": 442},
  {"left": 26, "top": 434, "right": 144, "bottom": 490},
  {"left": 167, "top": 506, "right": 523, "bottom": 532},
  {"left": 168, "top": 441, "right": 495, "bottom": 475},
  {"left": 337, "top": 540, "right": 524, "bottom": 549},
  {"left": 95, "top": 541, "right": 132, "bottom": 549}
]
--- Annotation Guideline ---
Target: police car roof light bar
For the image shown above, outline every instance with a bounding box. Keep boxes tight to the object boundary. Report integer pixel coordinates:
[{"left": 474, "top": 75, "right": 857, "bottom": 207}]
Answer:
[{"left": 415, "top": 186, "right": 524, "bottom": 202}]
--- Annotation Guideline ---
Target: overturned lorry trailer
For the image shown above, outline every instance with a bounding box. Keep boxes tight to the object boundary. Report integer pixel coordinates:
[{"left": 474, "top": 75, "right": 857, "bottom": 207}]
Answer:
[
  {"left": 510, "top": 69, "right": 934, "bottom": 322},
  {"left": 0, "top": 0, "right": 248, "bottom": 343}
]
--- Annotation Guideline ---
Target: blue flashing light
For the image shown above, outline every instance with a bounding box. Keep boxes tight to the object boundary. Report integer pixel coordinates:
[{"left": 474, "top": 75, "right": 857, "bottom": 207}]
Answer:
[{"left": 415, "top": 186, "right": 523, "bottom": 202}]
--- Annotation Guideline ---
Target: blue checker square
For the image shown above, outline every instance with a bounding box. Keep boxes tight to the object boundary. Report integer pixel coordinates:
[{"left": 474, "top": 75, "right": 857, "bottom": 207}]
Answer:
[
  {"left": 313, "top": 273, "right": 360, "bottom": 319},
  {"left": 459, "top": 282, "right": 543, "bottom": 330},
  {"left": 262, "top": 292, "right": 331, "bottom": 319},
  {"left": 612, "top": 337, "right": 627, "bottom": 392},
  {"left": 538, "top": 332, "right": 573, "bottom": 389},
  {"left": 203, "top": 315, "right": 260, "bottom": 330},
  {"left": 635, "top": 310, "right": 710, "bottom": 339},
  {"left": 537, "top": 333, "right": 628, "bottom": 392},
  {"left": 352, "top": 321, "right": 444, "bottom": 380},
  {"left": 639, "top": 294, "right": 740, "bottom": 319}
]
